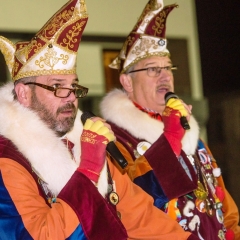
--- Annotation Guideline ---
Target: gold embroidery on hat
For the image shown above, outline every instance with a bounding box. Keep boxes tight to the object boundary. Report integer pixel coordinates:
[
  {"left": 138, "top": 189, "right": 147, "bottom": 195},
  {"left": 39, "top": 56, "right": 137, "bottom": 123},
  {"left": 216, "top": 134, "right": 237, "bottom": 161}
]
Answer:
[
  {"left": 61, "top": 21, "right": 87, "bottom": 50},
  {"left": 35, "top": 48, "right": 69, "bottom": 70},
  {"left": 18, "top": 40, "right": 42, "bottom": 61},
  {"left": 149, "top": 0, "right": 162, "bottom": 10},
  {"left": 14, "top": 62, "right": 19, "bottom": 74},
  {"left": 112, "top": 58, "right": 121, "bottom": 70},
  {"left": 126, "top": 36, "right": 135, "bottom": 48},
  {"left": 114, "top": 59, "right": 120, "bottom": 69},
  {"left": 137, "top": 3, "right": 151, "bottom": 26},
  {"left": 80, "top": 0, "right": 87, "bottom": 14},
  {"left": 29, "top": 40, "right": 42, "bottom": 54},
  {"left": 0, "top": 37, "right": 15, "bottom": 71},
  {"left": 132, "top": 38, "right": 158, "bottom": 56},
  {"left": 120, "top": 36, "right": 135, "bottom": 59},
  {"left": 42, "top": 10, "right": 74, "bottom": 39},
  {"left": 1, "top": 0, "right": 88, "bottom": 81},
  {"left": 153, "top": 15, "right": 165, "bottom": 36},
  {"left": 14, "top": 69, "right": 76, "bottom": 81},
  {"left": 122, "top": 51, "right": 169, "bottom": 74}
]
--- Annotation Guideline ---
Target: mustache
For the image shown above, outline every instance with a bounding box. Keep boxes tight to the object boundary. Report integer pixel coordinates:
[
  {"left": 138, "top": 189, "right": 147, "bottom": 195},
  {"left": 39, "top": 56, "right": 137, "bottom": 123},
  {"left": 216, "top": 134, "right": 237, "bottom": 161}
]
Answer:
[
  {"left": 156, "top": 84, "right": 171, "bottom": 90},
  {"left": 57, "top": 103, "right": 76, "bottom": 115}
]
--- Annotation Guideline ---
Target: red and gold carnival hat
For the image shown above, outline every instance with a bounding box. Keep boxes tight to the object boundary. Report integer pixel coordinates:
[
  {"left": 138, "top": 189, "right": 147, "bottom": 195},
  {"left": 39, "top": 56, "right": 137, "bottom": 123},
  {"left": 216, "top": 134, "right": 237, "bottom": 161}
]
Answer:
[
  {"left": 110, "top": 0, "right": 178, "bottom": 74},
  {"left": 0, "top": 0, "right": 88, "bottom": 81}
]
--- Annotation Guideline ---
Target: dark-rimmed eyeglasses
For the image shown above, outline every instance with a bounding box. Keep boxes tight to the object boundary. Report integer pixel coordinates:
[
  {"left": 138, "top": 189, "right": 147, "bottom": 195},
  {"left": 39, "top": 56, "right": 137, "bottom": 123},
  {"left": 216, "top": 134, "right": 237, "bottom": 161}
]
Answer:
[
  {"left": 24, "top": 82, "right": 88, "bottom": 98},
  {"left": 128, "top": 65, "right": 177, "bottom": 77}
]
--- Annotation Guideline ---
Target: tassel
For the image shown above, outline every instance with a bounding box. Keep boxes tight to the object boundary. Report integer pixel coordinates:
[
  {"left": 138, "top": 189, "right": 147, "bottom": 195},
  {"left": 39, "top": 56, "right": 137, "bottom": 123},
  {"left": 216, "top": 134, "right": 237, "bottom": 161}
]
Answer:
[
  {"left": 213, "top": 167, "right": 221, "bottom": 177},
  {"left": 215, "top": 186, "right": 225, "bottom": 202},
  {"left": 225, "top": 229, "right": 234, "bottom": 240}
]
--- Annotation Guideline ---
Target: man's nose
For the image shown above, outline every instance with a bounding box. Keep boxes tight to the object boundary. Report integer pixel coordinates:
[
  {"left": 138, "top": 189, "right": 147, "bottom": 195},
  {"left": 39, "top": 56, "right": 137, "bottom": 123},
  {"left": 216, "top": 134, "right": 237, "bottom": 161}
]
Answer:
[
  {"left": 64, "top": 90, "right": 77, "bottom": 102},
  {"left": 159, "top": 70, "right": 171, "bottom": 81}
]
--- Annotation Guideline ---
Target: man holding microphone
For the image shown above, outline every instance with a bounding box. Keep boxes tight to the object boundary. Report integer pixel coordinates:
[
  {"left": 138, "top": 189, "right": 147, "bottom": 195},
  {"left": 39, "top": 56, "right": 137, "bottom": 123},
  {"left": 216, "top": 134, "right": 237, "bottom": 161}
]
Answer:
[{"left": 100, "top": 0, "right": 240, "bottom": 239}]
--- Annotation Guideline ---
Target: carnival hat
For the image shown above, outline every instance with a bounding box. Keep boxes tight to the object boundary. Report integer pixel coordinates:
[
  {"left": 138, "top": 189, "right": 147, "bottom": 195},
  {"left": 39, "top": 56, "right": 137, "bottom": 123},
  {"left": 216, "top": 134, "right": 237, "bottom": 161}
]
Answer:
[
  {"left": 0, "top": 0, "right": 88, "bottom": 81},
  {"left": 110, "top": 0, "right": 178, "bottom": 74}
]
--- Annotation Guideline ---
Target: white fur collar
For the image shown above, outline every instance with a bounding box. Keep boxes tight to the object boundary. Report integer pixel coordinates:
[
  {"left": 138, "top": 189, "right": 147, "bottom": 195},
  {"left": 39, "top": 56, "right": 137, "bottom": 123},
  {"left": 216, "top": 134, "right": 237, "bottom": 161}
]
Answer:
[
  {"left": 100, "top": 89, "right": 199, "bottom": 155},
  {"left": 0, "top": 82, "right": 108, "bottom": 196}
]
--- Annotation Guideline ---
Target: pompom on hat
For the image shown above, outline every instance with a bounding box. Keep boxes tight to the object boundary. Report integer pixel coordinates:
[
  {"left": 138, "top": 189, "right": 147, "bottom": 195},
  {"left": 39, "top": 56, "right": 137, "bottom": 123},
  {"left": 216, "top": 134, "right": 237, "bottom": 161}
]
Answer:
[
  {"left": 110, "top": 0, "right": 178, "bottom": 74},
  {"left": 0, "top": 0, "right": 88, "bottom": 81}
]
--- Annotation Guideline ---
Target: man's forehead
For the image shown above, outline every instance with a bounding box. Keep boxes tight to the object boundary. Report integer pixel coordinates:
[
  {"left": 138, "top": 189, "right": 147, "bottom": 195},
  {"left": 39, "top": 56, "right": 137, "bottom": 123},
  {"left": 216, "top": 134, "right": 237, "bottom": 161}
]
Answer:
[
  {"left": 36, "top": 74, "right": 78, "bottom": 83},
  {"left": 138, "top": 56, "right": 172, "bottom": 66}
]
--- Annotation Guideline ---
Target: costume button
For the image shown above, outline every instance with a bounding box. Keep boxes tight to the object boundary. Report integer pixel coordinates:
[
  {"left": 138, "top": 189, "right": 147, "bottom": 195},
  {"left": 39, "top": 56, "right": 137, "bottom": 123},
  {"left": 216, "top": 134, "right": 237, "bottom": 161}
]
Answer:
[{"left": 109, "top": 192, "right": 119, "bottom": 205}]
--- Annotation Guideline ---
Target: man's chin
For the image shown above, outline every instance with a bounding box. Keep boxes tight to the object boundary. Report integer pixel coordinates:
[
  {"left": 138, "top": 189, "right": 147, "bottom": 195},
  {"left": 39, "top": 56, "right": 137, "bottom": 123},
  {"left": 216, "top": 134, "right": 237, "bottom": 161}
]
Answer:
[{"left": 55, "top": 117, "right": 75, "bottom": 136}]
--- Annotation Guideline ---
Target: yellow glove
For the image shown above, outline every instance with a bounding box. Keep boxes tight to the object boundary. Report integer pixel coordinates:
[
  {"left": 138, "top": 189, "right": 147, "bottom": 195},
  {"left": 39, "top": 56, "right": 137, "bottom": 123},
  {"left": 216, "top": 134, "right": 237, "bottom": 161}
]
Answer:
[
  {"left": 83, "top": 119, "right": 115, "bottom": 143},
  {"left": 79, "top": 119, "right": 115, "bottom": 182},
  {"left": 165, "top": 98, "right": 188, "bottom": 117}
]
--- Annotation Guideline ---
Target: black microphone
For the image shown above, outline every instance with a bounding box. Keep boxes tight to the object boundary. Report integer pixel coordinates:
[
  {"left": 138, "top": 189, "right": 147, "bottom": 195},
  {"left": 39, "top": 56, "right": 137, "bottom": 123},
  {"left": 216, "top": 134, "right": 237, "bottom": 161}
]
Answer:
[
  {"left": 164, "top": 92, "right": 190, "bottom": 130},
  {"left": 81, "top": 111, "right": 128, "bottom": 169}
]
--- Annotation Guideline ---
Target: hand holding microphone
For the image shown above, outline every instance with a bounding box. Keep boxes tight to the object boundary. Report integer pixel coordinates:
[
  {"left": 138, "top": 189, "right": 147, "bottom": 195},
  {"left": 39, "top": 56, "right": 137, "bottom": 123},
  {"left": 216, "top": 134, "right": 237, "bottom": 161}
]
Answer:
[
  {"left": 80, "top": 112, "right": 128, "bottom": 181},
  {"left": 162, "top": 92, "right": 191, "bottom": 156},
  {"left": 164, "top": 92, "right": 190, "bottom": 130},
  {"left": 78, "top": 118, "right": 115, "bottom": 182}
]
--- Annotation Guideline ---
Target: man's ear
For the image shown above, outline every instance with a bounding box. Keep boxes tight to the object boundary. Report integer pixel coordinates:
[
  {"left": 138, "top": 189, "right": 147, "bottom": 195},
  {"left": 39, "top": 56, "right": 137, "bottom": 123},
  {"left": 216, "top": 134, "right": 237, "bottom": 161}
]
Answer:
[
  {"left": 14, "top": 83, "right": 32, "bottom": 107},
  {"left": 119, "top": 74, "right": 133, "bottom": 93}
]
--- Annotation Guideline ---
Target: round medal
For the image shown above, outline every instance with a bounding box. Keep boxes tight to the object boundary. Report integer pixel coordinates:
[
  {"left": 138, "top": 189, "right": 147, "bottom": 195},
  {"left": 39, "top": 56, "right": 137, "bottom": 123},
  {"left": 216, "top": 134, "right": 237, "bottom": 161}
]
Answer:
[
  {"left": 137, "top": 141, "right": 151, "bottom": 155},
  {"left": 216, "top": 209, "right": 224, "bottom": 224}
]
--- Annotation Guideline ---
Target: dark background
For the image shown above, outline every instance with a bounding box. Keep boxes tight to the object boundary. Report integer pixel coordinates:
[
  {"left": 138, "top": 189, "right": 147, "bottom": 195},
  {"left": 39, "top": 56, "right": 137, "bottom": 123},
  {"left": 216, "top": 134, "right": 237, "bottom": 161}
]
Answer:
[
  {"left": 195, "top": 1, "right": 240, "bottom": 96},
  {"left": 195, "top": 0, "right": 240, "bottom": 209}
]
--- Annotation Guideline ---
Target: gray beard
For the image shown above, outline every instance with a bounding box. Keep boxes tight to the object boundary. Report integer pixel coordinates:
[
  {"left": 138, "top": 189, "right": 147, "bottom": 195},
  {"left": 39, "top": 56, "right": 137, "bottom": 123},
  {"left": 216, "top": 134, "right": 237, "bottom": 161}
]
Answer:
[{"left": 30, "top": 93, "right": 77, "bottom": 137}]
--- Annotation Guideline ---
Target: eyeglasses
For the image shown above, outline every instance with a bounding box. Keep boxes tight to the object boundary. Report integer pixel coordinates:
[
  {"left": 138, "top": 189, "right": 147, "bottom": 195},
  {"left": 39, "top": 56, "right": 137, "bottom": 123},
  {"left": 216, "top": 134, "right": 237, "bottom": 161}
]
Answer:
[
  {"left": 24, "top": 82, "right": 88, "bottom": 98},
  {"left": 128, "top": 65, "right": 177, "bottom": 77}
]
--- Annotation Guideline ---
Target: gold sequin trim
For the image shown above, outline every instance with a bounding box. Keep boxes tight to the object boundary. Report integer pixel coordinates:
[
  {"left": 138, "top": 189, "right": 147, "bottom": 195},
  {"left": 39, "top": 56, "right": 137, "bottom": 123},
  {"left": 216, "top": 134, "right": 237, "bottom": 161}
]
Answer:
[{"left": 13, "top": 69, "right": 76, "bottom": 81}]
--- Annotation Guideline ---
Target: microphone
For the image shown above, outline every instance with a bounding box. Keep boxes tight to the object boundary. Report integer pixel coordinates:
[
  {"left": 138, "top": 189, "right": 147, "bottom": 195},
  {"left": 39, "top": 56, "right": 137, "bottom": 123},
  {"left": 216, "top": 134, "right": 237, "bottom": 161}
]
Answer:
[
  {"left": 81, "top": 111, "right": 128, "bottom": 169},
  {"left": 164, "top": 92, "right": 190, "bottom": 130}
]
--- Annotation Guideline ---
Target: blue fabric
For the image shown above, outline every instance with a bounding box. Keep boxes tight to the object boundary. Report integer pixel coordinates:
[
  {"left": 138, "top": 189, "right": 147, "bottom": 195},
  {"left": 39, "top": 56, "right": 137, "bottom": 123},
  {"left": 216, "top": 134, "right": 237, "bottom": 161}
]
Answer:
[
  {"left": 67, "top": 225, "right": 87, "bottom": 240},
  {"left": 198, "top": 139, "right": 205, "bottom": 150},
  {"left": 134, "top": 170, "right": 169, "bottom": 208},
  {"left": 0, "top": 171, "right": 87, "bottom": 240},
  {"left": 0, "top": 171, "right": 33, "bottom": 240}
]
